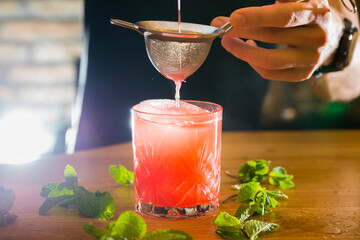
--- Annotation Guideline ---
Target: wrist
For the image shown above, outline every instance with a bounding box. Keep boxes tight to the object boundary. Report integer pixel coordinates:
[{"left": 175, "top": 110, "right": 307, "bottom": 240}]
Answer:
[{"left": 313, "top": 17, "right": 358, "bottom": 78}]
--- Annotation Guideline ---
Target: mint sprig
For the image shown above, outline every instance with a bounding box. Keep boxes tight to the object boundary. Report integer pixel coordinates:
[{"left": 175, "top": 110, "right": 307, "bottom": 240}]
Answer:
[
  {"left": 84, "top": 211, "right": 193, "bottom": 240},
  {"left": 235, "top": 182, "right": 288, "bottom": 215},
  {"left": 109, "top": 165, "right": 134, "bottom": 186},
  {"left": 39, "top": 165, "right": 114, "bottom": 220},
  {"left": 214, "top": 211, "right": 278, "bottom": 240},
  {"left": 238, "top": 160, "right": 270, "bottom": 183},
  {"left": 228, "top": 160, "right": 294, "bottom": 189},
  {"left": 269, "top": 167, "right": 295, "bottom": 189},
  {"left": 0, "top": 186, "right": 17, "bottom": 227}
]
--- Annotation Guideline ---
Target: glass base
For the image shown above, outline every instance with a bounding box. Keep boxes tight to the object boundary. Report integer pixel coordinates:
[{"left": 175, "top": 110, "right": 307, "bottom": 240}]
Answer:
[{"left": 135, "top": 200, "right": 219, "bottom": 218}]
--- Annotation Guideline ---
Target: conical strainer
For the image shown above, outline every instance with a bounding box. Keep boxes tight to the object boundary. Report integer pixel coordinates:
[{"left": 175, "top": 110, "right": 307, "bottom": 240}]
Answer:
[{"left": 110, "top": 19, "right": 231, "bottom": 81}]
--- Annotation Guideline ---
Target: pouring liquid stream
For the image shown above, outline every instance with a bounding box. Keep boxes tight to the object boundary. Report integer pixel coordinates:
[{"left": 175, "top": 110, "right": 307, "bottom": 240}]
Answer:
[{"left": 175, "top": 0, "right": 182, "bottom": 109}]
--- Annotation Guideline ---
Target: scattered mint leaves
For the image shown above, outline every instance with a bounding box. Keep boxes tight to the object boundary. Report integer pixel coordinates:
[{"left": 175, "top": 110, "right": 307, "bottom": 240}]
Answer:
[
  {"left": 0, "top": 186, "right": 17, "bottom": 227},
  {"left": 109, "top": 165, "right": 134, "bottom": 186},
  {"left": 238, "top": 160, "right": 270, "bottom": 183},
  {"left": 231, "top": 160, "right": 294, "bottom": 189},
  {"left": 214, "top": 212, "right": 278, "bottom": 240},
  {"left": 269, "top": 167, "right": 295, "bottom": 189},
  {"left": 39, "top": 165, "right": 114, "bottom": 220},
  {"left": 84, "top": 211, "right": 193, "bottom": 240},
  {"left": 218, "top": 159, "right": 293, "bottom": 239}
]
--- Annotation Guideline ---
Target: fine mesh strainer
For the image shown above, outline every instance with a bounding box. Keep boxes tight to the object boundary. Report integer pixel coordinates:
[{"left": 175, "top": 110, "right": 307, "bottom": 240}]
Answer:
[{"left": 110, "top": 19, "right": 231, "bottom": 81}]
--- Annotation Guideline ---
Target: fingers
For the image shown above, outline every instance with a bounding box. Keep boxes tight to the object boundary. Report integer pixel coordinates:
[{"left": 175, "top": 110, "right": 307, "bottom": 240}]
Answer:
[
  {"left": 229, "top": 0, "right": 330, "bottom": 28},
  {"left": 249, "top": 63, "right": 315, "bottom": 81},
  {"left": 221, "top": 37, "right": 318, "bottom": 81},
  {"left": 224, "top": 25, "right": 327, "bottom": 48},
  {"left": 222, "top": 36, "right": 319, "bottom": 69}
]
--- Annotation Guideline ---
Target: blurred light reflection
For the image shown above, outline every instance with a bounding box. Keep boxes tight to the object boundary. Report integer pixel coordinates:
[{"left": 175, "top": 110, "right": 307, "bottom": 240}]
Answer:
[{"left": 0, "top": 109, "right": 55, "bottom": 164}]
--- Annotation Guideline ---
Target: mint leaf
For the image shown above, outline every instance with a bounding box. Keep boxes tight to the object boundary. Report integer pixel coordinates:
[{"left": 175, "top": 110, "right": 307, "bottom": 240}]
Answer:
[
  {"left": 269, "top": 167, "right": 294, "bottom": 189},
  {"left": 238, "top": 160, "right": 270, "bottom": 183},
  {"left": 74, "top": 186, "right": 114, "bottom": 220},
  {"left": 0, "top": 186, "right": 17, "bottom": 227},
  {"left": 109, "top": 165, "right": 134, "bottom": 185},
  {"left": 267, "top": 189, "right": 288, "bottom": 199},
  {"left": 0, "top": 215, "right": 6, "bottom": 227},
  {"left": 216, "top": 229, "right": 247, "bottom": 239},
  {"left": 142, "top": 229, "right": 193, "bottom": 240},
  {"left": 39, "top": 195, "right": 75, "bottom": 215},
  {"left": 214, "top": 212, "right": 241, "bottom": 228},
  {"left": 111, "top": 211, "right": 146, "bottom": 240},
  {"left": 236, "top": 182, "right": 262, "bottom": 203},
  {"left": 242, "top": 220, "right": 279, "bottom": 240},
  {"left": 0, "top": 186, "right": 15, "bottom": 213},
  {"left": 5, "top": 212, "right": 17, "bottom": 225},
  {"left": 235, "top": 204, "right": 256, "bottom": 222},
  {"left": 64, "top": 164, "right": 78, "bottom": 187},
  {"left": 83, "top": 223, "right": 112, "bottom": 239},
  {"left": 40, "top": 182, "right": 74, "bottom": 198}
]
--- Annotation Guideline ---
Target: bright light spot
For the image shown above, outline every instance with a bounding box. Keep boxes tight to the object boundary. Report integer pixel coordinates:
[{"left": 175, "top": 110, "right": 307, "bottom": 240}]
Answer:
[{"left": 0, "top": 109, "right": 55, "bottom": 164}]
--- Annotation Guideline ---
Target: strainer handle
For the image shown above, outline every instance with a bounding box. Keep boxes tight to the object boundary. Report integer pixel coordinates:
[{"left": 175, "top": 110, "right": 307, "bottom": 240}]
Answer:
[
  {"left": 218, "top": 22, "right": 233, "bottom": 38},
  {"left": 110, "top": 19, "right": 144, "bottom": 35}
]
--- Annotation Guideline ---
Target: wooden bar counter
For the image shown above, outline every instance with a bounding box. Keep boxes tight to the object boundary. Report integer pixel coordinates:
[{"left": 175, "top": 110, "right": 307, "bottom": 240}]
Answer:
[{"left": 0, "top": 130, "right": 360, "bottom": 239}]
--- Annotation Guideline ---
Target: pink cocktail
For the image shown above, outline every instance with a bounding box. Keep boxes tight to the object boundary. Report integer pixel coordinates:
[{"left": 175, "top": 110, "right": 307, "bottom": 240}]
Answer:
[{"left": 132, "top": 99, "right": 222, "bottom": 218}]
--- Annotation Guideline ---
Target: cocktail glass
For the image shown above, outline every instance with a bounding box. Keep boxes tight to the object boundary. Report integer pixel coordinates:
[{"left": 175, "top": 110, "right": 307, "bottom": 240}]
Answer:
[{"left": 131, "top": 99, "right": 222, "bottom": 218}]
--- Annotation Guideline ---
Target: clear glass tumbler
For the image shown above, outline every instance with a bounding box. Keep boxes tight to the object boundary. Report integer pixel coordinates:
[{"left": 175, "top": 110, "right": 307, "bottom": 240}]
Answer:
[{"left": 131, "top": 99, "right": 222, "bottom": 218}]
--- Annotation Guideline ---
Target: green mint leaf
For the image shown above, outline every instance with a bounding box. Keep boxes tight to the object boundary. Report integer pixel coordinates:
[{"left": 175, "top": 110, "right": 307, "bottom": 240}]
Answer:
[
  {"left": 214, "top": 212, "right": 241, "bottom": 228},
  {"left": 0, "top": 186, "right": 15, "bottom": 213},
  {"left": 142, "top": 229, "right": 193, "bottom": 240},
  {"left": 40, "top": 182, "right": 74, "bottom": 198},
  {"left": 111, "top": 211, "right": 147, "bottom": 240},
  {"left": 267, "top": 189, "right": 288, "bottom": 199},
  {"left": 242, "top": 220, "right": 279, "bottom": 240},
  {"left": 74, "top": 186, "right": 114, "bottom": 220},
  {"left": 0, "top": 187, "right": 17, "bottom": 227},
  {"left": 216, "top": 229, "right": 247, "bottom": 239},
  {"left": 109, "top": 165, "right": 134, "bottom": 186},
  {"left": 236, "top": 182, "right": 262, "bottom": 203},
  {"left": 214, "top": 212, "right": 244, "bottom": 234},
  {"left": 238, "top": 160, "right": 270, "bottom": 183},
  {"left": 269, "top": 167, "right": 294, "bottom": 189},
  {"left": 5, "top": 212, "right": 17, "bottom": 225},
  {"left": 0, "top": 215, "right": 6, "bottom": 227},
  {"left": 39, "top": 195, "right": 75, "bottom": 215},
  {"left": 83, "top": 223, "right": 112, "bottom": 239},
  {"left": 64, "top": 165, "right": 78, "bottom": 187},
  {"left": 234, "top": 204, "right": 256, "bottom": 222}
]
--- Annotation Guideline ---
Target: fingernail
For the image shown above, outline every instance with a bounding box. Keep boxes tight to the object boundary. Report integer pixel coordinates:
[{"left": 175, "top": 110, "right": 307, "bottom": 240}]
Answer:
[{"left": 231, "top": 13, "right": 245, "bottom": 26}]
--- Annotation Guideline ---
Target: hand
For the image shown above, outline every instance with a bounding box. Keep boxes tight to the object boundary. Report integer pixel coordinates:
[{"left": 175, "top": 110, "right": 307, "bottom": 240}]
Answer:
[{"left": 211, "top": 0, "right": 344, "bottom": 81}]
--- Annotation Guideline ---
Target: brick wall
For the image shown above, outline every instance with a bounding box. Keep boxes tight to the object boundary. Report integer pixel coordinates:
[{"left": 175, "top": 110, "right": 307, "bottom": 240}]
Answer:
[{"left": 0, "top": 0, "right": 83, "bottom": 153}]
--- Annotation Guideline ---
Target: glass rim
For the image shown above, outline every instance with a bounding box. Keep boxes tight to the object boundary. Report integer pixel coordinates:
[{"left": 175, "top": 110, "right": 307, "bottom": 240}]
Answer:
[{"left": 132, "top": 99, "right": 223, "bottom": 117}]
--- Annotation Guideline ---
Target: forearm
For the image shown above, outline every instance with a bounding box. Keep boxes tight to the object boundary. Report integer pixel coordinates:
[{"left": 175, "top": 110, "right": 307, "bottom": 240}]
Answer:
[{"left": 308, "top": 0, "right": 360, "bottom": 102}]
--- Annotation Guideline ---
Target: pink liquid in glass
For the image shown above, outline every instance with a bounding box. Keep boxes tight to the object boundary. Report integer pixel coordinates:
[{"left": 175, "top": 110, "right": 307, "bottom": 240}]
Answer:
[{"left": 132, "top": 99, "right": 222, "bottom": 218}]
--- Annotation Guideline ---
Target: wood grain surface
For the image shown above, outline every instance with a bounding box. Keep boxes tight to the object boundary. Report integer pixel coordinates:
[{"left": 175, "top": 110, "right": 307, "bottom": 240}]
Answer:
[{"left": 0, "top": 130, "right": 359, "bottom": 239}]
